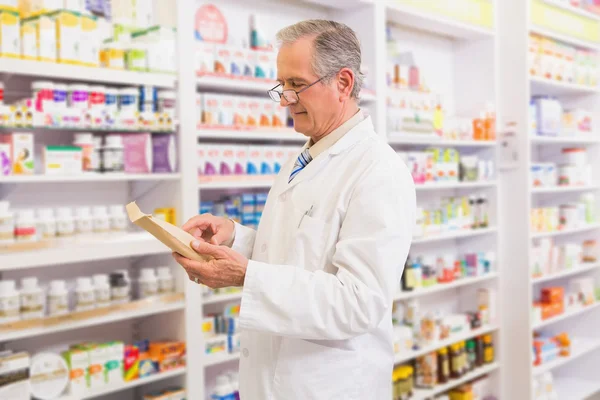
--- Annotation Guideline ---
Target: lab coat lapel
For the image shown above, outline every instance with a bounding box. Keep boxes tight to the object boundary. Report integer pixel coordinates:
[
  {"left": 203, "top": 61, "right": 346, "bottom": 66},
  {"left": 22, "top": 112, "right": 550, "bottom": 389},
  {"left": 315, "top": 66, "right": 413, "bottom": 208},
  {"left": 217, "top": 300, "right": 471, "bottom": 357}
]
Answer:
[{"left": 274, "top": 116, "right": 375, "bottom": 196}]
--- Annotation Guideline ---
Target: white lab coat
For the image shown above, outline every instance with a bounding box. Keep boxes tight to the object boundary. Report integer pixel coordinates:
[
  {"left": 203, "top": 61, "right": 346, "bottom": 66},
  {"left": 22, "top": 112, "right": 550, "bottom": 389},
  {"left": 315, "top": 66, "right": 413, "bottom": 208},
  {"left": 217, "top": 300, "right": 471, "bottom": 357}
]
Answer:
[{"left": 232, "top": 116, "right": 416, "bottom": 400}]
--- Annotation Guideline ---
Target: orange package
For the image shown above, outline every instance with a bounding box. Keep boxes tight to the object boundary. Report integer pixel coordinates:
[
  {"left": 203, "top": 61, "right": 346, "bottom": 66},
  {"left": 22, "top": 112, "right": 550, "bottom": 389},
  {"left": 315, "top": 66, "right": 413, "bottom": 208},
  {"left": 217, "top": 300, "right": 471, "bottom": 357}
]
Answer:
[
  {"left": 541, "top": 287, "right": 564, "bottom": 304},
  {"left": 149, "top": 342, "right": 186, "bottom": 372}
]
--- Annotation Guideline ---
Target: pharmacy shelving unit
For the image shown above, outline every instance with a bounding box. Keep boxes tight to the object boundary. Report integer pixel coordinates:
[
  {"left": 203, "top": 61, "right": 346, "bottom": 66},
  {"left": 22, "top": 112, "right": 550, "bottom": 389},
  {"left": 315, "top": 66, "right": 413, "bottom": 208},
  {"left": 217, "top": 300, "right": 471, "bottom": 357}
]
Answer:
[
  {"left": 0, "top": 3, "right": 195, "bottom": 400},
  {"left": 382, "top": 1, "right": 502, "bottom": 398},
  {"left": 498, "top": 0, "right": 600, "bottom": 398}
]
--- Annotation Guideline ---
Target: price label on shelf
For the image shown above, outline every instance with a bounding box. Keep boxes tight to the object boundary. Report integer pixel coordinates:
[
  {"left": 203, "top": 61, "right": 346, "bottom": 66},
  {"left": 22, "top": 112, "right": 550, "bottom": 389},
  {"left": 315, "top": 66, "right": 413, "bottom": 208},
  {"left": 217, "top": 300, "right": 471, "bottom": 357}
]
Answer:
[
  {"left": 396, "top": 0, "right": 494, "bottom": 29},
  {"left": 531, "top": 0, "right": 600, "bottom": 44}
]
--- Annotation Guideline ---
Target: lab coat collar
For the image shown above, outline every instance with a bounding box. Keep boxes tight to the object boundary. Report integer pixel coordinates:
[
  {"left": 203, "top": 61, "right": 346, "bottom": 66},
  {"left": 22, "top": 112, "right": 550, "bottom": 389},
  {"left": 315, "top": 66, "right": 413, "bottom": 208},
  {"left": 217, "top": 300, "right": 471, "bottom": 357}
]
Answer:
[{"left": 275, "top": 116, "right": 376, "bottom": 195}]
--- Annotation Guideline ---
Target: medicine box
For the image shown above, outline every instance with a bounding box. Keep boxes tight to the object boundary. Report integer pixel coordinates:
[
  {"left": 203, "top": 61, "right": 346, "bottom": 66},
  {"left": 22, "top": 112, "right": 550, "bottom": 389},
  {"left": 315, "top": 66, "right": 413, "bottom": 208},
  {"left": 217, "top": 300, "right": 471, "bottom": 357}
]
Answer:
[
  {"left": 43, "top": 146, "right": 83, "bottom": 175},
  {"left": 20, "top": 16, "right": 37, "bottom": 60},
  {"left": 122, "top": 133, "right": 152, "bottom": 173},
  {"left": 80, "top": 13, "right": 99, "bottom": 67},
  {"left": 1, "top": 133, "right": 34, "bottom": 175},
  {"left": 0, "top": 351, "right": 30, "bottom": 400},
  {"left": 148, "top": 341, "right": 186, "bottom": 372},
  {"left": 62, "top": 348, "right": 88, "bottom": 395},
  {"left": 37, "top": 13, "right": 57, "bottom": 62},
  {"left": 0, "top": 143, "right": 11, "bottom": 176},
  {"left": 0, "top": 8, "right": 20, "bottom": 59},
  {"left": 152, "top": 135, "right": 177, "bottom": 173},
  {"left": 196, "top": 41, "right": 214, "bottom": 74},
  {"left": 49, "top": 10, "right": 80, "bottom": 64}
]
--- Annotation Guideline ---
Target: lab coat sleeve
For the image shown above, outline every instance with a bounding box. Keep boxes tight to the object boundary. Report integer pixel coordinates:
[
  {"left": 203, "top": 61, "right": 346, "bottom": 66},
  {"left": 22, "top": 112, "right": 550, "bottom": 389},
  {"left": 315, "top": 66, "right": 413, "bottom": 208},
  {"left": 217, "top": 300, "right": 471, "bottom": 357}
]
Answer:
[
  {"left": 231, "top": 221, "right": 256, "bottom": 258},
  {"left": 238, "top": 160, "right": 416, "bottom": 340}
]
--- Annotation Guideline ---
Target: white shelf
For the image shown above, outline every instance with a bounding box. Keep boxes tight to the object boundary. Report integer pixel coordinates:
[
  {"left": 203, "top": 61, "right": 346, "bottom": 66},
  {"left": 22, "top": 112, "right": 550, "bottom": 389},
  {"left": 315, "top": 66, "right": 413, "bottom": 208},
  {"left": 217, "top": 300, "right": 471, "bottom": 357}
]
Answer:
[
  {"left": 203, "top": 292, "right": 242, "bottom": 305},
  {"left": 532, "top": 262, "right": 600, "bottom": 285},
  {"left": 555, "top": 377, "right": 600, "bottom": 400},
  {"left": 197, "top": 129, "right": 306, "bottom": 142},
  {"left": 0, "top": 126, "right": 175, "bottom": 134},
  {"left": 394, "top": 273, "right": 498, "bottom": 301},
  {"left": 198, "top": 176, "right": 275, "bottom": 189},
  {"left": 415, "top": 181, "right": 497, "bottom": 191},
  {"left": 411, "top": 362, "right": 499, "bottom": 400},
  {"left": 204, "top": 352, "right": 241, "bottom": 367},
  {"left": 530, "top": 135, "right": 600, "bottom": 145},
  {"left": 532, "top": 302, "right": 600, "bottom": 330},
  {"left": 412, "top": 227, "right": 497, "bottom": 244},
  {"left": 531, "top": 185, "right": 599, "bottom": 194},
  {"left": 388, "top": 133, "right": 496, "bottom": 147},
  {"left": 530, "top": 25, "right": 600, "bottom": 51},
  {"left": 394, "top": 325, "right": 497, "bottom": 365},
  {"left": 0, "top": 173, "right": 181, "bottom": 184},
  {"left": 385, "top": 4, "right": 495, "bottom": 40},
  {"left": 0, "top": 58, "right": 175, "bottom": 88},
  {"left": 533, "top": 338, "right": 600, "bottom": 376},
  {"left": 0, "top": 232, "right": 169, "bottom": 271},
  {"left": 540, "top": 0, "right": 600, "bottom": 21},
  {"left": 57, "top": 368, "right": 186, "bottom": 400},
  {"left": 360, "top": 91, "right": 378, "bottom": 103},
  {"left": 197, "top": 75, "right": 275, "bottom": 94},
  {"left": 0, "top": 300, "right": 185, "bottom": 342},
  {"left": 531, "top": 223, "right": 600, "bottom": 239},
  {"left": 530, "top": 75, "right": 600, "bottom": 96}
]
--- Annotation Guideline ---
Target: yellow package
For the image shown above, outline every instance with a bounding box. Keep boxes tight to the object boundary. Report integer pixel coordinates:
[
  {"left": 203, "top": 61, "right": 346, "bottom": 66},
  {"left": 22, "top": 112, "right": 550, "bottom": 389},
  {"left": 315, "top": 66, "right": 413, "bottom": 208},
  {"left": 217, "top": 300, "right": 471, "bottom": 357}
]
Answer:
[
  {"left": 100, "top": 41, "right": 125, "bottom": 69},
  {"left": 48, "top": 9, "right": 79, "bottom": 64},
  {"left": 0, "top": 8, "right": 20, "bottom": 58},
  {"left": 80, "top": 13, "right": 98, "bottom": 67},
  {"left": 20, "top": 15, "right": 36, "bottom": 60},
  {"left": 37, "top": 12, "right": 56, "bottom": 62}
]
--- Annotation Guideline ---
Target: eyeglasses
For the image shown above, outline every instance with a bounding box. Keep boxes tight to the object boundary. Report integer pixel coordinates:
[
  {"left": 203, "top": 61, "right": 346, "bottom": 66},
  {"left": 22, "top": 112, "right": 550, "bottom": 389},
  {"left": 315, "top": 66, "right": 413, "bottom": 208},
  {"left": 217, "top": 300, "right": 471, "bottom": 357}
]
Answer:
[{"left": 267, "top": 76, "right": 326, "bottom": 103}]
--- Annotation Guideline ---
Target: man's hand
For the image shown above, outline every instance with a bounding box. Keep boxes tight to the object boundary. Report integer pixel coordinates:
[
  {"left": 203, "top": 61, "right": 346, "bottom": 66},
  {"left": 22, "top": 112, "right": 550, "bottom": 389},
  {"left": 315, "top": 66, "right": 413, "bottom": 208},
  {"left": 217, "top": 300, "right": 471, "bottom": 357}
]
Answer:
[
  {"left": 182, "top": 214, "right": 235, "bottom": 247},
  {"left": 173, "top": 240, "right": 249, "bottom": 288}
]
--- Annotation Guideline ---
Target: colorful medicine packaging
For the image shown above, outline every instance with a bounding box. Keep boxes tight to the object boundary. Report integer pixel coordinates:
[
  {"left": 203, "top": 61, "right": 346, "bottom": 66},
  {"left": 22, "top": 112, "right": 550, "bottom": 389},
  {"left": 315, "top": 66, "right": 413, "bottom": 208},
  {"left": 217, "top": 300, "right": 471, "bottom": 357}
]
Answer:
[
  {"left": 198, "top": 93, "right": 288, "bottom": 129},
  {"left": 1, "top": 133, "right": 34, "bottom": 175},
  {"left": 152, "top": 135, "right": 177, "bottom": 173},
  {"left": 43, "top": 146, "right": 83, "bottom": 175},
  {"left": 0, "top": 143, "right": 11, "bottom": 176},
  {"left": 49, "top": 10, "right": 80, "bottom": 65},
  {"left": 121, "top": 133, "right": 153, "bottom": 174}
]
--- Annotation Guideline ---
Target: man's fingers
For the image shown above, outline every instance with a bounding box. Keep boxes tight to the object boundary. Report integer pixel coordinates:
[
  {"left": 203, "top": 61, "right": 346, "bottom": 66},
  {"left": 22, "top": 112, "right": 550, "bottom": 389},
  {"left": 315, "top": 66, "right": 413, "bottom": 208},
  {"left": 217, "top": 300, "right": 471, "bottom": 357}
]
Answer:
[
  {"left": 182, "top": 215, "right": 216, "bottom": 233},
  {"left": 191, "top": 241, "right": 224, "bottom": 258}
]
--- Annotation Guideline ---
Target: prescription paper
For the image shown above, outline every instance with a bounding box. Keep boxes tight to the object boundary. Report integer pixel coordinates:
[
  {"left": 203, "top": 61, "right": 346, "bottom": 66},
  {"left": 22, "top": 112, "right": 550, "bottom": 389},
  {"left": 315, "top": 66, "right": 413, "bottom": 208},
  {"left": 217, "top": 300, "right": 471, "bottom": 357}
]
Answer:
[{"left": 126, "top": 202, "right": 212, "bottom": 262}]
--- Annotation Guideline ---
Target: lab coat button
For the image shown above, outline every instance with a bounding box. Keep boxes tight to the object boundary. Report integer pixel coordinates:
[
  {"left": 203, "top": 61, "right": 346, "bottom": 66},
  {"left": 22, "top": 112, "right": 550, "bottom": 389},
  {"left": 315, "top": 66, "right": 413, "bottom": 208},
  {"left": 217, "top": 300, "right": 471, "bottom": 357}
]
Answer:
[
  {"left": 261, "top": 244, "right": 267, "bottom": 252},
  {"left": 243, "top": 348, "right": 249, "bottom": 357}
]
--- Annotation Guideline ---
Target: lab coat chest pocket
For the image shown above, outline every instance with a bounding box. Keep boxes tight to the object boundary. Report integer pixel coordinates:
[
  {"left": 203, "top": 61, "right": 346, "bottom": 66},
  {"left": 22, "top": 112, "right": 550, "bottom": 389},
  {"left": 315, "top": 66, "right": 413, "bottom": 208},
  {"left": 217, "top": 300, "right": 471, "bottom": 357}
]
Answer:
[{"left": 290, "top": 207, "right": 330, "bottom": 272}]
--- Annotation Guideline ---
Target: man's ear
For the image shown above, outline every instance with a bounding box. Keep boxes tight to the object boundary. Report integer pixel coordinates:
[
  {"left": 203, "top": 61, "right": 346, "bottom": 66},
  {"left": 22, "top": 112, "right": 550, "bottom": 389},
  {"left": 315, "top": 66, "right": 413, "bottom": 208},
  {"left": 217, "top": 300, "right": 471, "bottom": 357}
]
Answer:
[{"left": 337, "top": 67, "right": 355, "bottom": 101}]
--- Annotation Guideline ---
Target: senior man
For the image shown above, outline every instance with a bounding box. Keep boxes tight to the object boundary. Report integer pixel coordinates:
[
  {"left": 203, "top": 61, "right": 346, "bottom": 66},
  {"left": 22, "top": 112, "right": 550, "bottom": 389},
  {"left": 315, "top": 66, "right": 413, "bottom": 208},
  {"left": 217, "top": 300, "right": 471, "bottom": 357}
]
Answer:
[{"left": 174, "top": 20, "right": 415, "bottom": 399}]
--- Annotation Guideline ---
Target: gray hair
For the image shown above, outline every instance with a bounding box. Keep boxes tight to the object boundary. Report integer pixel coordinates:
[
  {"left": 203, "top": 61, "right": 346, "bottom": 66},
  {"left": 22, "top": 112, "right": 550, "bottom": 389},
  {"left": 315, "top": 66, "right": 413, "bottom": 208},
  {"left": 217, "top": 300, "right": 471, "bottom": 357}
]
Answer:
[{"left": 276, "top": 20, "right": 364, "bottom": 100}]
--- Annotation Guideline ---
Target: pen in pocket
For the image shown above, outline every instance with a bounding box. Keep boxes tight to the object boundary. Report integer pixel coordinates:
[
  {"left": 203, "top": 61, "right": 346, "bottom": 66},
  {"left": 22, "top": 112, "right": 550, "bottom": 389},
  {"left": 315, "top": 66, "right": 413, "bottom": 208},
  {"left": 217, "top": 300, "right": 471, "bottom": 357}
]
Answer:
[{"left": 298, "top": 205, "right": 314, "bottom": 228}]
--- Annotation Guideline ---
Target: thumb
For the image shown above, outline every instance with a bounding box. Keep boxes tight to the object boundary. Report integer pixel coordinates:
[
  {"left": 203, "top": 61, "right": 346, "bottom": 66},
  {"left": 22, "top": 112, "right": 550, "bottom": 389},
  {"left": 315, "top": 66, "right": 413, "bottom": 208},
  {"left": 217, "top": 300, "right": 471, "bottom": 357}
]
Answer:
[{"left": 191, "top": 240, "right": 223, "bottom": 258}]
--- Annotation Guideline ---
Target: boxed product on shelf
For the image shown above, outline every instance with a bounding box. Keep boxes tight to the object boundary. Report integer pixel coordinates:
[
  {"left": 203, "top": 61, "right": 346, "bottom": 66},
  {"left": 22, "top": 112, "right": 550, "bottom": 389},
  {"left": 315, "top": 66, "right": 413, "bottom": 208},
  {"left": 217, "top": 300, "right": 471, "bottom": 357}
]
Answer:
[
  {"left": 0, "top": 133, "right": 34, "bottom": 175},
  {"left": 530, "top": 194, "right": 596, "bottom": 233},
  {"left": 0, "top": 7, "right": 20, "bottom": 59},
  {"left": 529, "top": 33, "right": 599, "bottom": 87},
  {"left": 398, "top": 148, "right": 494, "bottom": 185},
  {"left": 533, "top": 372, "right": 558, "bottom": 400},
  {"left": 198, "top": 143, "right": 298, "bottom": 178},
  {"left": 197, "top": 93, "right": 289, "bottom": 129},
  {"left": 0, "top": 351, "right": 30, "bottom": 400},
  {"left": 144, "top": 387, "right": 186, "bottom": 400},
  {"left": 413, "top": 195, "right": 489, "bottom": 238},
  {"left": 530, "top": 97, "right": 595, "bottom": 137},
  {"left": 43, "top": 146, "right": 83, "bottom": 175},
  {"left": 400, "top": 252, "right": 495, "bottom": 293},
  {"left": 530, "top": 238, "right": 589, "bottom": 278}
]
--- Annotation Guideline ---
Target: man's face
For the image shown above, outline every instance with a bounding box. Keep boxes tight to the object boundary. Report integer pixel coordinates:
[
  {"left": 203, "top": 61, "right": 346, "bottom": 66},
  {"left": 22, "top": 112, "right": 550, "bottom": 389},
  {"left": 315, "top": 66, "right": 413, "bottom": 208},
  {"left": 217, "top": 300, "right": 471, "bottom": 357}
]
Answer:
[{"left": 276, "top": 37, "right": 340, "bottom": 139}]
